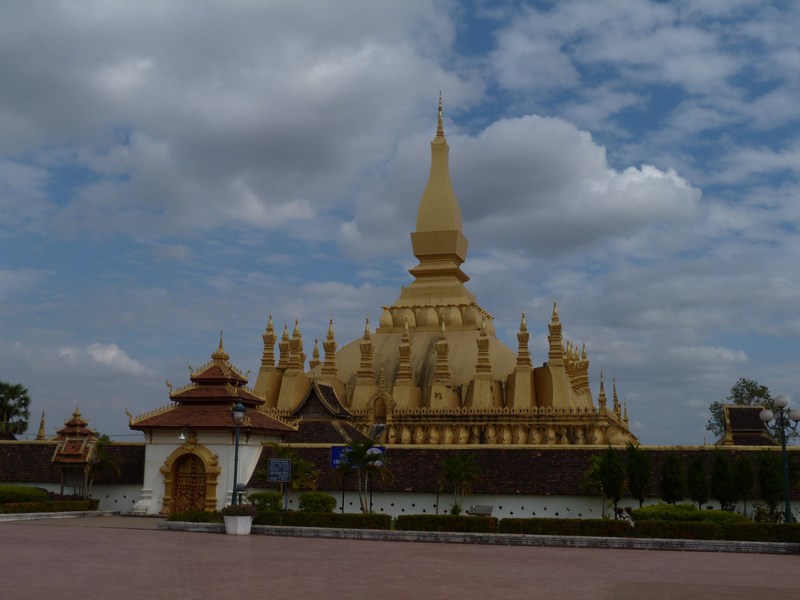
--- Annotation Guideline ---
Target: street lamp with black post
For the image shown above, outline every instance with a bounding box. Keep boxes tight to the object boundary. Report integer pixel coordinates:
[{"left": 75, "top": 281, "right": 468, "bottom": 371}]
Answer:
[
  {"left": 231, "top": 400, "right": 246, "bottom": 506},
  {"left": 759, "top": 394, "right": 800, "bottom": 523}
]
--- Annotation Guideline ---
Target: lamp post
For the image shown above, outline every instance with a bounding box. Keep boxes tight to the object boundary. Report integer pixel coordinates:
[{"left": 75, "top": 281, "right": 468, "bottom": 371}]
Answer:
[
  {"left": 231, "top": 400, "right": 246, "bottom": 506},
  {"left": 759, "top": 395, "right": 800, "bottom": 523}
]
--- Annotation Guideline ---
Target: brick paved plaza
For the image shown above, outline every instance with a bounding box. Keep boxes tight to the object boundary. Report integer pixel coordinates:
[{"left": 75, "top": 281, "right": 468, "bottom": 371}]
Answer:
[{"left": 0, "top": 517, "right": 796, "bottom": 600}]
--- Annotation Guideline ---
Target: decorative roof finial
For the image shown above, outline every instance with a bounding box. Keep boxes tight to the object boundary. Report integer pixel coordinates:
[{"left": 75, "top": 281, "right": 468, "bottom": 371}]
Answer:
[
  {"left": 212, "top": 330, "right": 229, "bottom": 361},
  {"left": 363, "top": 316, "right": 371, "bottom": 340},
  {"left": 326, "top": 318, "right": 335, "bottom": 341},
  {"left": 436, "top": 91, "right": 444, "bottom": 138},
  {"left": 551, "top": 300, "right": 560, "bottom": 323},
  {"left": 36, "top": 410, "right": 46, "bottom": 441},
  {"left": 520, "top": 312, "right": 527, "bottom": 332}
]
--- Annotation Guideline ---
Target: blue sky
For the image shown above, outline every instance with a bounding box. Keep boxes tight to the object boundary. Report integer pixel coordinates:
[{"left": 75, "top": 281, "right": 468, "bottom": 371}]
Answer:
[{"left": 2, "top": 0, "right": 799, "bottom": 444}]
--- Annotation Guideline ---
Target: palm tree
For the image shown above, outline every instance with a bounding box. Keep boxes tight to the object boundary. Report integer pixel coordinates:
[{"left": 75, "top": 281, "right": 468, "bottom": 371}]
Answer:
[
  {"left": 440, "top": 453, "right": 481, "bottom": 515},
  {"left": 0, "top": 382, "right": 31, "bottom": 437},
  {"left": 337, "top": 439, "right": 391, "bottom": 513},
  {"left": 268, "top": 443, "right": 320, "bottom": 492}
]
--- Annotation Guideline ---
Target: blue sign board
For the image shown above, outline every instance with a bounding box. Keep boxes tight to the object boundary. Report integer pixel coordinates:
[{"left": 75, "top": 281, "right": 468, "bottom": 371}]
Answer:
[
  {"left": 330, "top": 446, "right": 347, "bottom": 468},
  {"left": 268, "top": 458, "right": 291, "bottom": 482},
  {"left": 330, "top": 445, "right": 386, "bottom": 468}
]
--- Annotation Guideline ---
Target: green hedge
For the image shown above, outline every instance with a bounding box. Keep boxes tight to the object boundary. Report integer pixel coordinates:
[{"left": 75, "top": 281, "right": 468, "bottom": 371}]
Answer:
[
  {"left": 630, "top": 521, "right": 723, "bottom": 540},
  {"left": 0, "top": 499, "right": 99, "bottom": 514},
  {"left": 498, "top": 518, "right": 631, "bottom": 537},
  {"left": 494, "top": 517, "right": 800, "bottom": 543},
  {"left": 631, "top": 503, "right": 750, "bottom": 524},
  {"left": 254, "top": 511, "right": 392, "bottom": 529},
  {"left": 395, "top": 514, "right": 498, "bottom": 533},
  {"left": 299, "top": 492, "right": 336, "bottom": 513},
  {"left": 166, "top": 510, "right": 223, "bottom": 523},
  {"left": 0, "top": 486, "right": 49, "bottom": 504}
]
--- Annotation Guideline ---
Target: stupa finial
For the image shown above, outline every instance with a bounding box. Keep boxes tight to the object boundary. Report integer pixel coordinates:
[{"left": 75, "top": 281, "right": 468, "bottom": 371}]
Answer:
[
  {"left": 436, "top": 90, "right": 444, "bottom": 138},
  {"left": 212, "top": 330, "right": 229, "bottom": 361}
]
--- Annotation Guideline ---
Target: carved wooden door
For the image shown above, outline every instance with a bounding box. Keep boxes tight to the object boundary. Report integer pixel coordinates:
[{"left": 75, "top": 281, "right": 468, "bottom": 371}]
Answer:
[{"left": 172, "top": 454, "right": 206, "bottom": 513}]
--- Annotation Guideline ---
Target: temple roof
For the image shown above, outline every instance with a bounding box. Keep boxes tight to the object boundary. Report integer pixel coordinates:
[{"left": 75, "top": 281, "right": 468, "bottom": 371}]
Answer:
[
  {"left": 290, "top": 381, "right": 352, "bottom": 419},
  {"left": 131, "top": 335, "right": 295, "bottom": 434},
  {"left": 130, "top": 404, "right": 295, "bottom": 433},
  {"left": 186, "top": 333, "right": 249, "bottom": 388},
  {"left": 55, "top": 408, "right": 95, "bottom": 438},
  {"left": 719, "top": 405, "right": 777, "bottom": 446},
  {"left": 52, "top": 408, "right": 97, "bottom": 466}
]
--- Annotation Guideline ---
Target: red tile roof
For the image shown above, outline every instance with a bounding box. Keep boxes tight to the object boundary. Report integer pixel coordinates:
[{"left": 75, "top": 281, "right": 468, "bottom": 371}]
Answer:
[
  {"left": 131, "top": 405, "right": 296, "bottom": 433},
  {"left": 169, "top": 384, "right": 263, "bottom": 406}
]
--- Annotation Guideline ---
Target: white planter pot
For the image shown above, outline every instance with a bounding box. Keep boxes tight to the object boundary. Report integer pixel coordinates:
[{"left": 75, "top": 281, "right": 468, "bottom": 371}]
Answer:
[{"left": 223, "top": 515, "right": 253, "bottom": 535}]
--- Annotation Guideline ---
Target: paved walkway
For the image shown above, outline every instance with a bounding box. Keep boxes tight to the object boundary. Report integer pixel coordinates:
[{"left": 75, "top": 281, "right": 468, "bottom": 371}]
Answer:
[{"left": 1, "top": 516, "right": 797, "bottom": 599}]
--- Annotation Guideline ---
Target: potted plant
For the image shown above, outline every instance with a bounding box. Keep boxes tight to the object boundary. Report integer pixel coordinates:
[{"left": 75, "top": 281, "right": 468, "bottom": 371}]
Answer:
[{"left": 220, "top": 503, "right": 257, "bottom": 535}]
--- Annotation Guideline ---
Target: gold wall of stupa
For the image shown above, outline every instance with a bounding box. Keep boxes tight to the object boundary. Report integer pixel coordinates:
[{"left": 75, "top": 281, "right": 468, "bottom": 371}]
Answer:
[{"left": 254, "top": 97, "right": 636, "bottom": 447}]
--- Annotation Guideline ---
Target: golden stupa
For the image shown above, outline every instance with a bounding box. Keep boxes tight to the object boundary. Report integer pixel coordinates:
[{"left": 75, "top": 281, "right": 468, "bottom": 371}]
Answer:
[{"left": 254, "top": 97, "right": 636, "bottom": 447}]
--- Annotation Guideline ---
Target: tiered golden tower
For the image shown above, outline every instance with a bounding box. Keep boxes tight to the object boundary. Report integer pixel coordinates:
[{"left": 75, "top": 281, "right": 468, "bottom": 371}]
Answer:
[{"left": 254, "top": 97, "right": 635, "bottom": 446}]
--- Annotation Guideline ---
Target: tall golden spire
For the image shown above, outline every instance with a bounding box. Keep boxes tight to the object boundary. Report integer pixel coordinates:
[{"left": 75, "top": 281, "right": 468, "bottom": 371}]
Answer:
[
  {"left": 414, "top": 93, "right": 464, "bottom": 234},
  {"left": 598, "top": 371, "right": 607, "bottom": 412},
  {"left": 397, "top": 93, "right": 474, "bottom": 312},
  {"left": 547, "top": 301, "right": 564, "bottom": 366},
  {"left": 36, "top": 410, "right": 46, "bottom": 441},
  {"left": 321, "top": 319, "right": 338, "bottom": 379}
]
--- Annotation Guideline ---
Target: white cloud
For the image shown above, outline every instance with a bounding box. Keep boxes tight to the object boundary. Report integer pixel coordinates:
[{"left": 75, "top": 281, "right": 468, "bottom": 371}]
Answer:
[{"left": 57, "top": 343, "right": 152, "bottom": 376}]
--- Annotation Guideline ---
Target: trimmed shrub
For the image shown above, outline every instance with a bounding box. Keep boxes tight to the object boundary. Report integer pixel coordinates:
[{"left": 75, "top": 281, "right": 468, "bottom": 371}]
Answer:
[
  {"left": 395, "top": 514, "right": 497, "bottom": 533},
  {"left": 299, "top": 492, "right": 336, "bottom": 513},
  {"left": 220, "top": 504, "right": 257, "bottom": 517},
  {"left": 0, "top": 486, "right": 49, "bottom": 504},
  {"left": 254, "top": 511, "right": 392, "bottom": 530},
  {"left": 248, "top": 491, "right": 283, "bottom": 512},
  {"left": 167, "top": 510, "right": 223, "bottom": 523},
  {"left": 720, "top": 523, "right": 800, "bottom": 543},
  {"left": 630, "top": 521, "right": 722, "bottom": 540},
  {"left": 631, "top": 503, "right": 749, "bottom": 524},
  {"left": 0, "top": 499, "right": 99, "bottom": 513},
  {"left": 498, "top": 518, "right": 630, "bottom": 537}
]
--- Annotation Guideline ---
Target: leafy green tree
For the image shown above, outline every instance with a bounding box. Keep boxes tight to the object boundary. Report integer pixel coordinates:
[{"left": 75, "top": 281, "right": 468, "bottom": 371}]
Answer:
[
  {"left": 687, "top": 456, "right": 710, "bottom": 509},
  {"left": 268, "top": 443, "right": 319, "bottom": 492},
  {"left": 626, "top": 442, "right": 652, "bottom": 508},
  {"left": 757, "top": 451, "right": 784, "bottom": 518},
  {"left": 439, "top": 453, "right": 482, "bottom": 515},
  {"left": 0, "top": 382, "right": 31, "bottom": 436},
  {"left": 710, "top": 452, "right": 737, "bottom": 511},
  {"left": 581, "top": 454, "right": 610, "bottom": 518},
  {"left": 336, "top": 439, "right": 391, "bottom": 514},
  {"left": 706, "top": 378, "right": 772, "bottom": 440},
  {"left": 660, "top": 452, "right": 686, "bottom": 505},
  {"left": 598, "top": 447, "right": 626, "bottom": 518},
  {"left": 733, "top": 454, "right": 756, "bottom": 517},
  {"left": 88, "top": 434, "right": 122, "bottom": 495}
]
